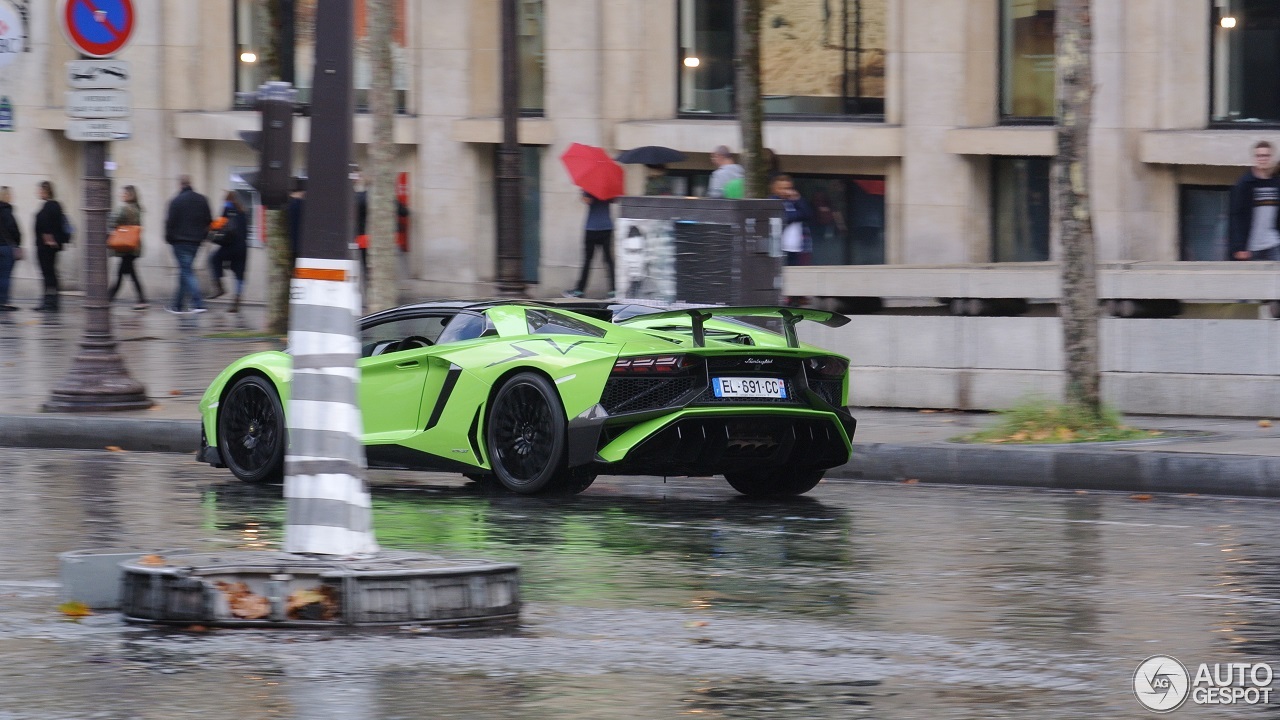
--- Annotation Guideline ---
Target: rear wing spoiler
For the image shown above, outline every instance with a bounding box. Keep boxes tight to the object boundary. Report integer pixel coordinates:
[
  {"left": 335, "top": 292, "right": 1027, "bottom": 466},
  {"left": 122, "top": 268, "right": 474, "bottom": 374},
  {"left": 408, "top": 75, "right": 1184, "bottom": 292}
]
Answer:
[{"left": 618, "top": 306, "right": 849, "bottom": 349}]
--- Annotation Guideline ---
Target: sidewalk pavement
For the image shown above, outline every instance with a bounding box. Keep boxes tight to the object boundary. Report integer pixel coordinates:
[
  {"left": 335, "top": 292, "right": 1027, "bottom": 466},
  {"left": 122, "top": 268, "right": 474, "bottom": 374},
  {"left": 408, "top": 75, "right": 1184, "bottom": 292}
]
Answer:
[{"left": 1, "top": 295, "right": 1278, "bottom": 496}]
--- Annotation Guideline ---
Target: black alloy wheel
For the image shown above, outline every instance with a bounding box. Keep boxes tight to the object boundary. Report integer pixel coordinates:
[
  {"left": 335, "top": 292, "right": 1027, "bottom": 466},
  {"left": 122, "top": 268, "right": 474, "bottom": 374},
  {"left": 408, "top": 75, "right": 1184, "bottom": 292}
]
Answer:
[
  {"left": 218, "top": 375, "right": 286, "bottom": 484},
  {"left": 487, "top": 372, "right": 568, "bottom": 494},
  {"left": 724, "top": 468, "right": 824, "bottom": 497}
]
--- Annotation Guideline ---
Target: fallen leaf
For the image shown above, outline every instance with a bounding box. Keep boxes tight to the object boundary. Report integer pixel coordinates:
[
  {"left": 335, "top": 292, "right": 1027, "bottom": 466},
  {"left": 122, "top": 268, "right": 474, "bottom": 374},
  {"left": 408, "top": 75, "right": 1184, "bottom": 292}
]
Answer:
[
  {"left": 139, "top": 554, "right": 166, "bottom": 566},
  {"left": 903, "top": 478, "right": 920, "bottom": 485},
  {"left": 1260, "top": 419, "right": 1273, "bottom": 428},
  {"left": 58, "top": 601, "right": 93, "bottom": 617},
  {"left": 105, "top": 446, "right": 124, "bottom": 453},
  {"left": 1130, "top": 494, "right": 1154, "bottom": 502},
  {"left": 168, "top": 390, "right": 182, "bottom": 396},
  {"left": 216, "top": 581, "right": 270, "bottom": 620},
  {"left": 286, "top": 586, "right": 338, "bottom": 621}
]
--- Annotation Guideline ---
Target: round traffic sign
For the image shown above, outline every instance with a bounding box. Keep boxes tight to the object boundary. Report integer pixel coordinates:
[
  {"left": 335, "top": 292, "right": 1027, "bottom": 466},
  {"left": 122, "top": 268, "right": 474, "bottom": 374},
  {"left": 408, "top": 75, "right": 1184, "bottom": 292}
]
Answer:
[{"left": 61, "top": 0, "right": 134, "bottom": 59}]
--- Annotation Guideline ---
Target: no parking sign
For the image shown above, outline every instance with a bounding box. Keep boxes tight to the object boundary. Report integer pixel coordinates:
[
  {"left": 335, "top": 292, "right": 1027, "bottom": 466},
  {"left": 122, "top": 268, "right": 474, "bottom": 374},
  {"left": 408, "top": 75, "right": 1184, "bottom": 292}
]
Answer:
[{"left": 61, "top": 0, "right": 134, "bottom": 58}]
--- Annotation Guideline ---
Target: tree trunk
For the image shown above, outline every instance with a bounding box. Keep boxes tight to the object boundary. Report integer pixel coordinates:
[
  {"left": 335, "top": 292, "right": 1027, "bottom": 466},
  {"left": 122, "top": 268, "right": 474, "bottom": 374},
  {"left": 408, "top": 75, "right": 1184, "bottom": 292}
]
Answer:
[
  {"left": 367, "top": 0, "right": 399, "bottom": 312},
  {"left": 1055, "top": 0, "right": 1100, "bottom": 415},
  {"left": 736, "top": 0, "right": 766, "bottom": 199},
  {"left": 265, "top": 208, "right": 291, "bottom": 335}
]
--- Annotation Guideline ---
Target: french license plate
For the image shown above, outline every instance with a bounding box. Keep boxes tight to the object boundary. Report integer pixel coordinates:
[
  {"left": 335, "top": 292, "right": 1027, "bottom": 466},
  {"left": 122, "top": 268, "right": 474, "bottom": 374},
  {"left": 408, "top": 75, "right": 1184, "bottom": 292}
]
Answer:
[{"left": 712, "top": 377, "right": 787, "bottom": 399}]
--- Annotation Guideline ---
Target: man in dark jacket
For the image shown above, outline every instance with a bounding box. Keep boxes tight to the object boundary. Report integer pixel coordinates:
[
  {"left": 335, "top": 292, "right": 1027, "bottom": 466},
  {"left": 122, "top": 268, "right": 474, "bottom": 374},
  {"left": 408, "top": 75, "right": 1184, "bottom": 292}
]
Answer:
[
  {"left": 164, "top": 175, "right": 213, "bottom": 313},
  {"left": 0, "top": 186, "right": 20, "bottom": 311},
  {"left": 1228, "top": 141, "right": 1280, "bottom": 261}
]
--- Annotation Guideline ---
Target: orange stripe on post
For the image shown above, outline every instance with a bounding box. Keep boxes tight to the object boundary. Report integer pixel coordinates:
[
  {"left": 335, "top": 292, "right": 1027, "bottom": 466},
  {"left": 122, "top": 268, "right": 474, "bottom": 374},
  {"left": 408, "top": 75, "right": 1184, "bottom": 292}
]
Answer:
[{"left": 294, "top": 267, "right": 348, "bottom": 281}]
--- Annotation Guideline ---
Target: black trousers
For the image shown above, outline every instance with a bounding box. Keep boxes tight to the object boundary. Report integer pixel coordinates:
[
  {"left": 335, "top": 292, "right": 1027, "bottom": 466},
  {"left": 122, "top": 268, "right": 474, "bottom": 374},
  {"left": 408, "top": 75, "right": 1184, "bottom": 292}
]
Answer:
[
  {"left": 574, "top": 229, "right": 615, "bottom": 294},
  {"left": 36, "top": 243, "right": 59, "bottom": 293},
  {"left": 110, "top": 254, "right": 146, "bottom": 302}
]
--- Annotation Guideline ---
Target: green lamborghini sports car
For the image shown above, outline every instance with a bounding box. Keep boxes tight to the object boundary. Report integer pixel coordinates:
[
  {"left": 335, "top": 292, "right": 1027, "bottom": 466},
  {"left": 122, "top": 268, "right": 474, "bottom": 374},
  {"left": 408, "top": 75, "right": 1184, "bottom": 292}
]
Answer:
[{"left": 197, "top": 301, "right": 856, "bottom": 497}]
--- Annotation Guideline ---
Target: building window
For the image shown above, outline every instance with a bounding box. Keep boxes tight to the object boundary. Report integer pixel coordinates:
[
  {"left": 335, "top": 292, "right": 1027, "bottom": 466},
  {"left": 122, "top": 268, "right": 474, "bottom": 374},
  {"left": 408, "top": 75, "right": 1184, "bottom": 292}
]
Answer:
[
  {"left": 792, "top": 174, "right": 886, "bottom": 264},
  {"left": 492, "top": 147, "right": 542, "bottom": 282},
  {"left": 1000, "top": 0, "right": 1055, "bottom": 121},
  {"left": 992, "top": 157, "right": 1050, "bottom": 262},
  {"left": 233, "top": 0, "right": 410, "bottom": 113},
  {"left": 678, "top": 0, "right": 886, "bottom": 117},
  {"left": 1180, "top": 185, "right": 1230, "bottom": 260},
  {"left": 519, "top": 0, "right": 546, "bottom": 114},
  {"left": 1212, "top": 0, "right": 1280, "bottom": 123}
]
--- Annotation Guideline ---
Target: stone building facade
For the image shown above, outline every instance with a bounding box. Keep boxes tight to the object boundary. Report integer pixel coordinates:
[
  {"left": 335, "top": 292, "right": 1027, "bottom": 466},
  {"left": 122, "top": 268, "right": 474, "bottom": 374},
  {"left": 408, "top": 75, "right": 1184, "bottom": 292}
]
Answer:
[{"left": 1, "top": 0, "right": 1276, "bottom": 414}]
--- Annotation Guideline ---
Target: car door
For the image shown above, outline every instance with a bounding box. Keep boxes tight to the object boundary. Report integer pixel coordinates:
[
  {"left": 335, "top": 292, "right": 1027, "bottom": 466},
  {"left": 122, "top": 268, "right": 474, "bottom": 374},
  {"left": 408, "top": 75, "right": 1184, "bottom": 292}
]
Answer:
[{"left": 357, "top": 313, "right": 453, "bottom": 442}]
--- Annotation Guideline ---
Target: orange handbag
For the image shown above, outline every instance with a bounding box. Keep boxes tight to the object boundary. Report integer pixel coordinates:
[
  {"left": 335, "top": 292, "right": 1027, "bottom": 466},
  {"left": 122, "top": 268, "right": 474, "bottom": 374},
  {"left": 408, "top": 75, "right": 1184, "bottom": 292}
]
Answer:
[{"left": 107, "top": 224, "right": 142, "bottom": 253}]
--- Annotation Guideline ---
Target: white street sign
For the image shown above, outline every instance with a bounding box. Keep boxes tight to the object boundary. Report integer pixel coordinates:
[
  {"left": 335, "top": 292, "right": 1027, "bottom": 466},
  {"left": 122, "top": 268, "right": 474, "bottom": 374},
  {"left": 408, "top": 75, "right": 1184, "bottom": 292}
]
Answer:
[
  {"left": 66, "top": 118, "right": 131, "bottom": 142},
  {"left": 65, "top": 89, "right": 129, "bottom": 118},
  {"left": 66, "top": 60, "right": 131, "bottom": 89}
]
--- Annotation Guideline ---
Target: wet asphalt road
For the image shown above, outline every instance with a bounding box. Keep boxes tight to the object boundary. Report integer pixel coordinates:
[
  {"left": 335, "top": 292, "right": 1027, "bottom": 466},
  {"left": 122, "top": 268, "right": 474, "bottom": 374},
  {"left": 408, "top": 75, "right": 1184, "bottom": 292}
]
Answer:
[{"left": 1, "top": 449, "right": 1278, "bottom": 719}]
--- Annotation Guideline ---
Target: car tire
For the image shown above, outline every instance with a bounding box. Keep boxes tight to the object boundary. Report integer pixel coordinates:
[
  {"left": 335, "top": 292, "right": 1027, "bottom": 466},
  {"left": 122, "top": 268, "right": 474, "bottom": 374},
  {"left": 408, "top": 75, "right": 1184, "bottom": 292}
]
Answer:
[
  {"left": 486, "top": 372, "right": 569, "bottom": 495},
  {"left": 218, "top": 375, "right": 286, "bottom": 484},
  {"left": 723, "top": 469, "right": 824, "bottom": 497}
]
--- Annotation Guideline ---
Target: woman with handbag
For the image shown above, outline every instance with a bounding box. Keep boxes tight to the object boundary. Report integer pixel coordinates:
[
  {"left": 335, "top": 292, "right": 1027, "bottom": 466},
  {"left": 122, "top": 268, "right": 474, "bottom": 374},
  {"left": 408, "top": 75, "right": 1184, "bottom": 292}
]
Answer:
[
  {"left": 108, "top": 185, "right": 147, "bottom": 309},
  {"left": 0, "top": 186, "right": 21, "bottom": 312},
  {"left": 208, "top": 191, "right": 249, "bottom": 313},
  {"left": 32, "top": 180, "right": 67, "bottom": 312}
]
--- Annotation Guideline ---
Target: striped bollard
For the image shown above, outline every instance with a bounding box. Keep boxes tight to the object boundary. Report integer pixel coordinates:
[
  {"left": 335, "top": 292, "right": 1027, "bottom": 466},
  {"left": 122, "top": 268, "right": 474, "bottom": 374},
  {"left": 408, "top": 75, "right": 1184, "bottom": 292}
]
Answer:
[{"left": 283, "top": 258, "right": 379, "bottom": 557}]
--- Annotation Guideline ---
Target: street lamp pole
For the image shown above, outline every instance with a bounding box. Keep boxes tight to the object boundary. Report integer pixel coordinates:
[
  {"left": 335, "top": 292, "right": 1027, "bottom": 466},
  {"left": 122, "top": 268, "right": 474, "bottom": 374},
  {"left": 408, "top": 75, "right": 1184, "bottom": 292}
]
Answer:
[
  {"left": 43, "top": 140, "right": 151, "bottom": 412},
  {"left": 495, "top": 0, "right": 525, "bottom": 297},
  {"left": 283, "top": 0, "right": 377, "bottom": 556}
]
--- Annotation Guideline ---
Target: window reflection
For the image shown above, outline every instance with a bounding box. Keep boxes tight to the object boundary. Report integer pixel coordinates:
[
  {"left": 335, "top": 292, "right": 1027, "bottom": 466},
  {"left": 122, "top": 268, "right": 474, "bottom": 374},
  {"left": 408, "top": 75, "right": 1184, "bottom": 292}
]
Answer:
[
  {"left": 992, "top": 157, "right": 1051, "bottom": 262},
  {"left": 1000, "top": 0, "right": 1056, "bottom": 120},
  {"left": 1213, "top": 0, "right": 1280, "bottom": 123},
  {"left": 1180, "top": 185, "right": 1230, "bottom": 261},
  {"left": 233, "top": 0, "right": 410, "bottom": 113},
  {"left": 679, "top": 0, "right": 886, "bottom": 117}
]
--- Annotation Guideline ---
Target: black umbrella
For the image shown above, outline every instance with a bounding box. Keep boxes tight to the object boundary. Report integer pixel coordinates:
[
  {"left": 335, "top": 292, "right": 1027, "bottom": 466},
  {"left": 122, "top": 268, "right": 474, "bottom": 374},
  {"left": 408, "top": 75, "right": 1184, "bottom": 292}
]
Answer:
[{"left": 615, "top": 146, "right": 688, "bottom": 165}]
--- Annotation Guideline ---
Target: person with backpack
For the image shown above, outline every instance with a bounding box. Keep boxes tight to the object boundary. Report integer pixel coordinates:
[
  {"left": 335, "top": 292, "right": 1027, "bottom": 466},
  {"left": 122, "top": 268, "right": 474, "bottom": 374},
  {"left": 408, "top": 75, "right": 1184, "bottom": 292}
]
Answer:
[
  {"left": 33, "top": 180, "right": 69, "bottom": 312},
  {"left": 208, "top": 191, "right": 249, "bottom": 313}
]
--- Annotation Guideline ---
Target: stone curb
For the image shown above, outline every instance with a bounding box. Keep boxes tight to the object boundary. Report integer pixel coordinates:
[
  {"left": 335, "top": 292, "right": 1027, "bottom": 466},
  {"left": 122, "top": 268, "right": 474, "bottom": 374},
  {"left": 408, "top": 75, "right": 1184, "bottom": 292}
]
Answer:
[
  {"left": 0, "top": 415, "right": 202, "bottom": 455},
  {"left": 3, "top": 414, "right": 1277, "bottom": 499},
  {"left": 834, "top": 442, "right": 1280, "bottom": 497}
]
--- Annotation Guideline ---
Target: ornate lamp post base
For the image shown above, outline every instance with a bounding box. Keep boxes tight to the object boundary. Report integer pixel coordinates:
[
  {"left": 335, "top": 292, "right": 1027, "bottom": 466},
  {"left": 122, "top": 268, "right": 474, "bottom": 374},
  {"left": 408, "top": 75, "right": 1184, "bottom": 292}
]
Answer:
[
  {"left": 43, "top": 141, "right": 150, "bottom": 413},
  {"left": 43, "top": 342, "right": 152, "bottom": 412}
]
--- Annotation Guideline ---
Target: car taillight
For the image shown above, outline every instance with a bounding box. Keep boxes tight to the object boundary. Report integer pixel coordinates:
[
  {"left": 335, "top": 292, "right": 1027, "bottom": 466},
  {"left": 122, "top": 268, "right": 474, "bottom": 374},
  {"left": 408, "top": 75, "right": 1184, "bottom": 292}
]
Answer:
[
  {"left": 613, "top": 355, "right": 691, "bottom": 374},
  {"left": 805, "top": 356, "right": 848, "bottom": 378}
]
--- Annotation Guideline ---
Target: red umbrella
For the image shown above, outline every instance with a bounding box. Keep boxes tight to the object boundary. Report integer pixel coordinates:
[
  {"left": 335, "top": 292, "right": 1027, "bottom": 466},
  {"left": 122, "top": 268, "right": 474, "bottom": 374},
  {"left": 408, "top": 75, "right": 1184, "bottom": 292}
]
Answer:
[{"left": 560, "top": 143, "right": 625, "bottom": 200}]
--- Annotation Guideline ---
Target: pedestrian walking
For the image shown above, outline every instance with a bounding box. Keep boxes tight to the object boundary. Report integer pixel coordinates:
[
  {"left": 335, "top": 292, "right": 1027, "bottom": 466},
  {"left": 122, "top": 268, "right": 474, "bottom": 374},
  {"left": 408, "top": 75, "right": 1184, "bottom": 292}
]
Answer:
[
  {"left": 0, "top": 186, "right": 21, "bottom": 312},
  {"left": 208, "top": 191, "right": 249, "bottom": 313},
  {"left": 563, "top": 191, "right": 616, "bottom": 299},
  {"left": 1229, "top": 140, "right": 1280, "bottom": 261},
  {"left": 164, "top": 175, "right": 212, "bottom": 314},
  {"left": 707, "top": 145, "right": 744, "bottom": 198},
  {"left": 108, "top": 185, "right": 148, "bottom": 310},
  {"left": 32, "top": 181, "right": 69, "bottom": 312}
]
